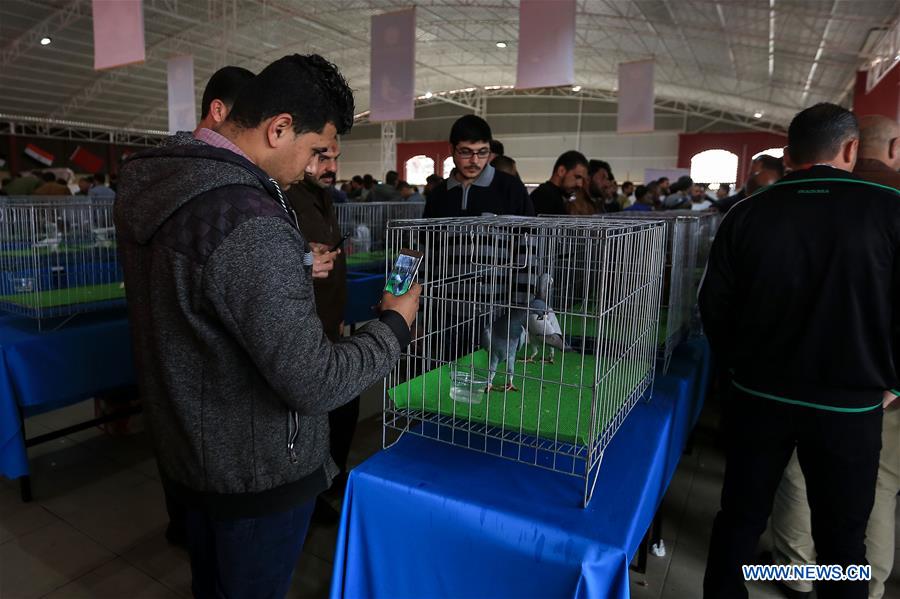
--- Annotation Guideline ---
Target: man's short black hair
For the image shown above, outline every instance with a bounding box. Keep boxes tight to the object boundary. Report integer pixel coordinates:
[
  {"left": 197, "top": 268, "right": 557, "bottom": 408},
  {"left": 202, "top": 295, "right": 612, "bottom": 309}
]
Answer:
[
  {"left": 754, "top": 154, "right": 785, "bottom": 177},
  {"left": 363, "top": 174, "right": 374, "bottom": 186},
  {"left": 352, "top": 175, "right": 363, "bottom": 184},
  {"left": 787, "top": 103, "right": 859, "bottom": 165},
  {"left": 622, "top": 180, "right": 634, "bottom": 190},
  {"left": 658, "top": 176, "right": 669, "bottom": 184},
  {"left": 553, "top": 150, "right": 588, "bottom": 173},
  {"left": 397, "top": 180, "right": 411, "bottom": 190},
  {"left": 385, "top": 170, "right": 399, "bottom": 186},
  {"left": 490, "top": 139, "right": 505, "bottom": 156},
  {"left": 93, "top": 172, "right": 107, "bottom": 184},
  {"left": 200, "top": 66, "right": 255, "bottom": 118},
  {"left": 588, "top": 159, "right": 614, "bottom": 180},
  {"left": 634, "top": 185, "right": 649, "bottom": 200},
  {"left": 228, "top": 54, "right": 355, "bottom": 135},
  {"left": 426, "top": 174, "right": 443, "bottom": 185},
  {"left": 449, "top": 114, "right": 492, "bottom": 146}
]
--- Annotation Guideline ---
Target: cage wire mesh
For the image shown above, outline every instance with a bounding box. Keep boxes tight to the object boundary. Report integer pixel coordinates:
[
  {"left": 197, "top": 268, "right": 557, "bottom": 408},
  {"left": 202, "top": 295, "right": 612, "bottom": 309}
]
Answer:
[
  {"left": 333, "top": 202, "right": 425, "bottom": 271},
  {"left": 383, "top": 216, "right": 666, "bottom": 507},
  {"left": 595, "top": 213, "right": 699, "bottom": 372},
  {"left": 0, "top": 196, "right": 123, "bottom": 327}
]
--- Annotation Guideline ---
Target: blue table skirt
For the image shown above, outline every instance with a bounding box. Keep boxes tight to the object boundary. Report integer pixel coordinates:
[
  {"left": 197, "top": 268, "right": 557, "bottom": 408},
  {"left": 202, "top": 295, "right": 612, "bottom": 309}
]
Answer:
[
  {"left": 330, "top": 338, "right": 710, "bottom": 599},
  {"left": 344, "top": 271, "right": 384, "bottom": 326},
  {"left": 0, "top": 311, "right": 135, "bottom": 479}
]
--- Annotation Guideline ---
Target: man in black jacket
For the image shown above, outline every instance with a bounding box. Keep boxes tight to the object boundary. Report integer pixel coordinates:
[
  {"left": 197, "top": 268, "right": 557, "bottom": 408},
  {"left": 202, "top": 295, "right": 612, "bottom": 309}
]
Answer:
[
  {"left": 116, "top": 55, "right": 420, "bottom": 598},
  {"left": 700, "top": 103, "right": 900, "bottom": 599},
  {"left": 530, "top": 150, "right": 588, "bottom": 215},
  {"left": 423, "top": 115, "right": 533, "bottom": 217}
]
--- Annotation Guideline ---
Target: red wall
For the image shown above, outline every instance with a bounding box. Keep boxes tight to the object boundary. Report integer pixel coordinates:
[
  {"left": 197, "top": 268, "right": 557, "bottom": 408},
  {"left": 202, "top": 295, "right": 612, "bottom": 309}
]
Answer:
[
  {"left": 396, "top": 141, "right": 452, "bottom": 181},
  {"left": 677, "top": 131, "right": 787, "bottom": 184},
  {"left": 853, "top": 67, "right": 900, "bottom": 121}
]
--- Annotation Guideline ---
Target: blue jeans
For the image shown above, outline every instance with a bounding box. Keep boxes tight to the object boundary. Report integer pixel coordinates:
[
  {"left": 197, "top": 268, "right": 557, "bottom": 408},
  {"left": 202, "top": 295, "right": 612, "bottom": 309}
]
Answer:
[{"left": 185, "top": 500, "right": 315, "bottom": 599}]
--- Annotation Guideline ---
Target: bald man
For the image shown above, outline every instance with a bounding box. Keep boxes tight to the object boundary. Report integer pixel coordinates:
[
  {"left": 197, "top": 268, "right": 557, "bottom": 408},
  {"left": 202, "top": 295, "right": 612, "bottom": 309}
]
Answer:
[{"left": 854, "top": 115, "right": 900, "bottom": 189}]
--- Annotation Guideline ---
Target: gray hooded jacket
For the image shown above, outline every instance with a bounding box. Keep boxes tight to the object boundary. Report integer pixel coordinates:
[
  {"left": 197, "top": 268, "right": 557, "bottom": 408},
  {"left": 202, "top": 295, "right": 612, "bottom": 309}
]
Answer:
[{"left": 115, "top": 133, "right": 409, "bottom": 517}]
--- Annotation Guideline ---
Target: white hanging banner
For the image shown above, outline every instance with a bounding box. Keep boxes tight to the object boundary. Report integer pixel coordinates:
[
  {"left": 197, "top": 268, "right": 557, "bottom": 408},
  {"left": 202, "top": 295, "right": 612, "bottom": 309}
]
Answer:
[
  {"left": 370, "top": 8, "right": 416, "bottom": 122},
  {"left": 515, "top": 0, "right": 575, "bottom": 89},
  {"left": 617, "top": 60, "right": 655, "bottom": 133},
  {"left": 167, "top": 55, "right": 196, "bottom": 134},
  {"left": 92, "top": 0, "right": 146, "bottom": 70}
]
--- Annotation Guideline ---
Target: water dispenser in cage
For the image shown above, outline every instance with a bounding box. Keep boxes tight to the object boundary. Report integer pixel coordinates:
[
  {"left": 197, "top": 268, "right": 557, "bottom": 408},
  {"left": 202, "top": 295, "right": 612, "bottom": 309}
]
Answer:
[{"left": 382, "top": 216, "right": 667, "bottom": 506}]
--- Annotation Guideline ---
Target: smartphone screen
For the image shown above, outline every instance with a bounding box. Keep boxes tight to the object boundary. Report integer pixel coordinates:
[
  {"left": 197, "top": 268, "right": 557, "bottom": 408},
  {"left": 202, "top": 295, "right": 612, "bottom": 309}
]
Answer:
[{"left": 384, "top": 249, "right": 423, "bottom": 296}]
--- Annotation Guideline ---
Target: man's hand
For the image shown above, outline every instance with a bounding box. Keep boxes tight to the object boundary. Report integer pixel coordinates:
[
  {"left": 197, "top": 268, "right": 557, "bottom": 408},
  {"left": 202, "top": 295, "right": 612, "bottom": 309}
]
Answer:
[
  {"left": 308, "top": 242, "right": 339, "bottom": 279},
  {"left": 884, "top": 390, "right": 899, "bottom": 410},
  {"left": 380, "top": 283, "right": 422, "bottom": 328}
]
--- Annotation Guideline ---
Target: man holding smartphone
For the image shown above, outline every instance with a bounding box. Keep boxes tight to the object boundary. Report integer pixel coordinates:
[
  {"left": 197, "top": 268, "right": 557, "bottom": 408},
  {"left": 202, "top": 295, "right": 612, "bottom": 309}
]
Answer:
[
  {"left": 286, "top": 141, "right": 358, "bottom": 524},
  {"left": 116, "top": 55, "right": 420, "bottom": 598}
]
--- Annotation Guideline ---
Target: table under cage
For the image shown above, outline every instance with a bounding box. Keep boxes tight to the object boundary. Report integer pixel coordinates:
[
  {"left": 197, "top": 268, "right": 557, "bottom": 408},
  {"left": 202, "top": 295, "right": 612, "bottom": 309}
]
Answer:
[
  {"left": 330, "top": 337, "right": 711, "bottom": 599},
  {"left": 334, "top": 202, "right": 425, "bottom": 272},
  {"left": 0, "top": 196, "right": 124, "bottom": 327},
  {"left": 382, "top": 215, "right": 668, "bottom": 508}
]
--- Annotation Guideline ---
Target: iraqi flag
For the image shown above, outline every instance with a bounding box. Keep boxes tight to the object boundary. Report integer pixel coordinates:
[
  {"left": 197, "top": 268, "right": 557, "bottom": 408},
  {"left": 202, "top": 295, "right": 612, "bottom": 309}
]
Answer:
[
  {"left": 70, "top": 146, "right": 104, "bottom": 173},
  {"left": 24, "top": 143, "right": 54, "bottom": 166}
]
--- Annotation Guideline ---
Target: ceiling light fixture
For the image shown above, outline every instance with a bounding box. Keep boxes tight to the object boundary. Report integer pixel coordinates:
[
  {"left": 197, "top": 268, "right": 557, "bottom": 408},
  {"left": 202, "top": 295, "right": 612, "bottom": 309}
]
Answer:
[
  {"left": 753, "top": 111, "right": 764, "bottom": 119},
  {"left": 571, "top": 85, "right": 582, "bottom": 92},
  {"left": 495, "top": 41, "right": 507, "bottom": 48},
  {"left": 40, "top": 37, "right": 52, "bottom": 46}
]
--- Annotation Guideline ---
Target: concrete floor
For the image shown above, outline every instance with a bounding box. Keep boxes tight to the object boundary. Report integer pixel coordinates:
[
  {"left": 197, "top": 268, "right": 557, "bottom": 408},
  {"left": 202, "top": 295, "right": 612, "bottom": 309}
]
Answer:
[{"left": 1, "top": 388, "right": 897, "bottom": 599}]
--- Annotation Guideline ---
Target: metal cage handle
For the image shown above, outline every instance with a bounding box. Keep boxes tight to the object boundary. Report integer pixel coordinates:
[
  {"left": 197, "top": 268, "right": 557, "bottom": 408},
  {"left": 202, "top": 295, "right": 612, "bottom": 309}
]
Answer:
[{"left": 469, "top": 231, "right": 531, "bottom": 270}]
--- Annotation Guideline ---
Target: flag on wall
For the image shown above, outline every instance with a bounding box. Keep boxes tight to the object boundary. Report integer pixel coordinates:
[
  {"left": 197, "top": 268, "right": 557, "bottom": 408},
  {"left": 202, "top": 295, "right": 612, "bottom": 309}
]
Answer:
[
  {"left": 24, "top": 144, "right": 54, "bottom": 167},
  {"left": 167, "top": 55, "right": 197, "bottom": 134},
  {"left": 515, "top": 0, "right": 576, "bottom": 89},
  {"left": 92, "top": 0, "right": 146, "bottom": 70},
  {"left": 70, "top": 146, "right": 104, "bottom": 173},
  {"left": 617, "top": 60, "right": 655, "bottom": 133},
  {"left": 370, "top": 8, "right": 416, "bottom": 122}
]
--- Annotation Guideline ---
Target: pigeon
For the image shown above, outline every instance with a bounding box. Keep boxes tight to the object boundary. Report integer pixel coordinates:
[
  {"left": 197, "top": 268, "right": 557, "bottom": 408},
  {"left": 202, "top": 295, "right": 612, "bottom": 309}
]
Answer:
[
  {"left": 523, "top": 274, "right": 571, "bottom": 364},
  {"left": 480, "top": 308, "right": 528, "bottom": 393}
]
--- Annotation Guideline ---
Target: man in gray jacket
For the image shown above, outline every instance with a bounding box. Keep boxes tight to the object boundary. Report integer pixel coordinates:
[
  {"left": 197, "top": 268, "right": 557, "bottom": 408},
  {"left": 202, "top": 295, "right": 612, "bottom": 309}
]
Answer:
[{"left": 115, "top": 54, "right": 420, "bottom": 598}]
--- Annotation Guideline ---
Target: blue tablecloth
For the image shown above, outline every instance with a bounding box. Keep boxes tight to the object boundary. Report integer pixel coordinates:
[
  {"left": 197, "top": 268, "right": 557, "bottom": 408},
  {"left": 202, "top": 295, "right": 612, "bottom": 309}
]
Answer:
[
  {"left": 344, "top": 271, "right": 384, "bottom": 326},
  {"left": 330, "top": 337, "right": 710, "bottom": 599},
  {"left": 0, "top": 311, "right": 135, "bottom": 479}
]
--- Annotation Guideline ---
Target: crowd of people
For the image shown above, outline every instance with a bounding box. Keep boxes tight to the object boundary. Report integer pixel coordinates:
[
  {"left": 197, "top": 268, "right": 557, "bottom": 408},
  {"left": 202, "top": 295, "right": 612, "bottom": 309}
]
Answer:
[
  {"left": 1, "top": 49, "right": 890, "bottom": 599},
  {"left": 0, "top": 170, "right": 117, "bottom": 198}
]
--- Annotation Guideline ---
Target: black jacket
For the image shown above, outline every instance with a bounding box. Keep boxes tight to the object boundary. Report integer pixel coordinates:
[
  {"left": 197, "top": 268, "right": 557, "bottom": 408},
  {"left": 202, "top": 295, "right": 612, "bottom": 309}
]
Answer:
[
  {"left": 699, "top": 165, "right": 900, "bottom": 412},
  {"left": 530, "top": 180, "right": 567, "bottom": 215},
  {"left": 424, "top": 165, "right": 533, "bottom": 218}
]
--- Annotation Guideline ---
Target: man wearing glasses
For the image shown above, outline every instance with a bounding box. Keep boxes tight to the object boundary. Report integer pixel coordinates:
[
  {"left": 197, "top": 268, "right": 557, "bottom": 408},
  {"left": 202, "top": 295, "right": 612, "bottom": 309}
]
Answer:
[{"left": 424, "top": 115, "right": 533, "bottom": 218}]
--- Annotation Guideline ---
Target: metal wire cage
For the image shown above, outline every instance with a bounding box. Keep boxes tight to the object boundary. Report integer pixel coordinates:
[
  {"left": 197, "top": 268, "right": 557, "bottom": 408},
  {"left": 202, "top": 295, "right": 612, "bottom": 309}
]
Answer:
[
  {"left": 383, "top": 216, "right": 667, "bottom": 507},
  {"left": 334, "top": 202, "right": 425, "bottom": 271},
  {"left": 597, "top": 213, "right": 698, "bottom": 372},
  {"left": 0, "top": 196, "right": 123, "bottom": 326}
]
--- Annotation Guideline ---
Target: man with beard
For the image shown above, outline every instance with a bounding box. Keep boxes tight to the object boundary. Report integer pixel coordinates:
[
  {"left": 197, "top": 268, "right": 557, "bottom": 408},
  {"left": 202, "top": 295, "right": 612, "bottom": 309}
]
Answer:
[
  {"left": 587, "top": 159, "right": 620, "bottom": 212},
  {"left": 285, "top": 142, "right": 356, "bottom": 524},
  {"left": 530, "top": 150, "right": 589, "bottom": 215}
]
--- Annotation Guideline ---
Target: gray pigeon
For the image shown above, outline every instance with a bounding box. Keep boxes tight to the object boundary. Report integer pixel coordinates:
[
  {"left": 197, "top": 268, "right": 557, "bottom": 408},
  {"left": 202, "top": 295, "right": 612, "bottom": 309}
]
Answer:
[
  {"left": 480, "top": 308, "right": 528, "bottom": 392},
  {"left": 524, "top": 274, "right": 571, "bottom": 364}
]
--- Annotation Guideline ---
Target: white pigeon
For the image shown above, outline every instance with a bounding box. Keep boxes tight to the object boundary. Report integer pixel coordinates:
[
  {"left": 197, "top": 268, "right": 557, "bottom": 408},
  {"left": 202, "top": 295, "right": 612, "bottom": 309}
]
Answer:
[{"left": 523, "top": 274, "right": 570, "bottom": 364}]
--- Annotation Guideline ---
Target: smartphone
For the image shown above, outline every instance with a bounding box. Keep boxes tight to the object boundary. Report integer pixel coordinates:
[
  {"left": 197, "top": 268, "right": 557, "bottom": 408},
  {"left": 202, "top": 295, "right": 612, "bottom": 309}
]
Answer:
[
  {"left": 384, "top": 248, "right": 424, "bottom": 296},
  {"left": 330, "top": 233, "right": 352, "bottom": 252}
]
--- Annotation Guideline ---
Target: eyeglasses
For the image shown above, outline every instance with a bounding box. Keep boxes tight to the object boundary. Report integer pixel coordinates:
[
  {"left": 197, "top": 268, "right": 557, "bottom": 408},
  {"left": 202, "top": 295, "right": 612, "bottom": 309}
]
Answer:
[{"left": 454, "top": 147, "right": 490, "bottom": 159}]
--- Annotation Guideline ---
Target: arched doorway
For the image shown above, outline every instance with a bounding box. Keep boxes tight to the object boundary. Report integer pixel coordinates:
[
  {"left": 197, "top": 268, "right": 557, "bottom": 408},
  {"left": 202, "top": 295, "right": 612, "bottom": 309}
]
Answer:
[{"left": 690, "top": 149, "right": 739, "bottom": 187}]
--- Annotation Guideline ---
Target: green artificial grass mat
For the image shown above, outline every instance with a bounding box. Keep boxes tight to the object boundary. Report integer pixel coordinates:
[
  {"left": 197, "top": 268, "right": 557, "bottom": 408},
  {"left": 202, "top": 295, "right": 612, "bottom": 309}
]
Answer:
[
  {"left": 0, "top": 282, "right": 125, "bottom": 309},
  {"left": 389, "top": 348, "right": 651, "bottom": 447},
  {"left": 0, "top": 243, "right": 113, "bottom": 259},
  {"left": 345, "top": 250, "right": 386, "bottom": 267}
]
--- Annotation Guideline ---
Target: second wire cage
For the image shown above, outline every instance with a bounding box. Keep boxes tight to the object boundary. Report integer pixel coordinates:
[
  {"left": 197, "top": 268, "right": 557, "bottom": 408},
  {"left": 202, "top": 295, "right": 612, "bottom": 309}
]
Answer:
[{"left": 383, "top": 216, "right": 667, "bottom": 507}]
